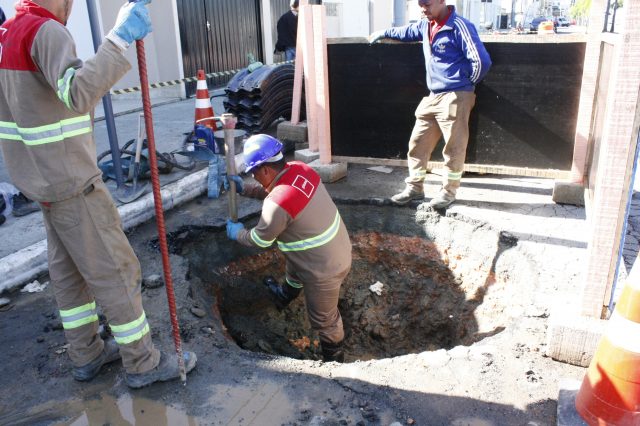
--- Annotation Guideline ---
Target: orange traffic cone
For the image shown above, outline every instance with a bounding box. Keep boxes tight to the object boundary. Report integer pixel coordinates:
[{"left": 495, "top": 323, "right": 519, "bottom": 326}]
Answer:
[
  {"left": 194, "top": 69, "right": 217, "bottom": 129},
  {"left": 575, "top": 258, "right": 640, "bottom": 425}
]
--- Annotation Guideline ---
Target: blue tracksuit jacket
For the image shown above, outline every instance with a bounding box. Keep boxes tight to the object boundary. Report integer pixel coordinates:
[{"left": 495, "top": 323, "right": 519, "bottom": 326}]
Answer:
[{"left": 383, "top": 7, "right": 491, "bottom": 94}]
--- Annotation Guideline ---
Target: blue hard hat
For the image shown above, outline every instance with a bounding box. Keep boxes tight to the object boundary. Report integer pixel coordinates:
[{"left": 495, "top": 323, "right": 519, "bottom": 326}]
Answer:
[{"left": 243, "top": 134, "right": 283, "bottom": 173}]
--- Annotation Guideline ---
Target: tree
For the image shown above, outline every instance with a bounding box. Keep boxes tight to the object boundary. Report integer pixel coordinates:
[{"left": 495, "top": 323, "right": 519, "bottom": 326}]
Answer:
[{"left": 570, "top": 0, "right": 591, "bottom": 23}]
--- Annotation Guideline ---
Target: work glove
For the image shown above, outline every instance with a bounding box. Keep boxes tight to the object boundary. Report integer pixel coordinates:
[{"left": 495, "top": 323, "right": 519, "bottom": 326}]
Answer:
[
  {"left": 223, "top": 175, "right": 244, "bottom": 194},
  {"left": 368, "top": 30, "right": 386, "bottom": 44},
  {"left": 226, "top": 219, "right": 245, "bottom": 241},
  {"left": 106, "top": 0, "right": 153, "bottom": 51}
]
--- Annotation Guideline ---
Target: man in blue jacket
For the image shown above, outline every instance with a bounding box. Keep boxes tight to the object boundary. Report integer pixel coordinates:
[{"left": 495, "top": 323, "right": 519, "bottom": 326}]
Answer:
[{"left": 370, "top": 0, "right": 491, "bottom": 209}]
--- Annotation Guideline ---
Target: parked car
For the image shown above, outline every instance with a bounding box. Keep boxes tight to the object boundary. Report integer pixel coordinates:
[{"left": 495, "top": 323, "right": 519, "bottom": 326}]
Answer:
[
  {"left": 557, "top": 17, "right": 570, "bottom": 27},
  {"left": 529, "top": 16, "right": 557, "bottom": 32}
]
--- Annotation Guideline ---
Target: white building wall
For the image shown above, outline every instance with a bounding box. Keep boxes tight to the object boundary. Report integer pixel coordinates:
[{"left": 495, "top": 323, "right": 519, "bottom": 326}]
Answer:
[
  {"left": 0, "top": 0, "right": 94, "bottom": 60},
  {"left": 1, "top": 0, "right": 183, "bottom": 98},
  {"left": 324, "top": 0, "right": 370, "bottom": 38}
]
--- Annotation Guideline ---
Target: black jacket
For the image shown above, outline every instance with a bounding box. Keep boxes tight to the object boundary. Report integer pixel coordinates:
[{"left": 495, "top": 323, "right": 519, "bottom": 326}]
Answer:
[
  {"left": 0, "top": 7, "right": 6, "bottom": 26},
  {"left": 275, "top": 10, "right": 297, "bottom": 52}
]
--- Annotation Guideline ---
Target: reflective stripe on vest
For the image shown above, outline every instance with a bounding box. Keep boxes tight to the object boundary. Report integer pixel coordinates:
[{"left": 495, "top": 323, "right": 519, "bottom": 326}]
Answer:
[
  {"left": 251, "top": 228, "right": 276, "bottom": 248},
  {"left": 110, "top": 312, "right": 151, "bottom": 345},
  {"left": 277, "top": 211, "right": 341, "bottom": 252},
  {"left": 60, "top": 301, "right": 99, "bottom": 330},
  {"left": 286, "top": 277, "right": 304, "bottom": 289},
  {"left": 0, "top": 115, "right": 92, "bottom": 146},
  {"left": 57, "top": 67, "right": 76, "bottom": 109}
]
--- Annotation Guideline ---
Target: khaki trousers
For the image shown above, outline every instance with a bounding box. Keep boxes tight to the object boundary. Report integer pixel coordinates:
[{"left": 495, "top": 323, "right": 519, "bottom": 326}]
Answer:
[
  {"left": 289, "top": 265, "right": 350, "bottom": 345},
  {"left": 41, "top": 180, "right": 159, "bottom": 373},
  {"left": 405, "top": 90, "right": 476, "bottom": 196}
]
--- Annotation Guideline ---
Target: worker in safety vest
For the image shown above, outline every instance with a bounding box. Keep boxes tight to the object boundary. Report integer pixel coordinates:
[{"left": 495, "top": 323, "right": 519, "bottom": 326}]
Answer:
[
  {"left": 0, "top": 0, "right": 196, "bottom": 388},
  {"left": 226, "top": 134, "right": 352, "bottom": 362}
]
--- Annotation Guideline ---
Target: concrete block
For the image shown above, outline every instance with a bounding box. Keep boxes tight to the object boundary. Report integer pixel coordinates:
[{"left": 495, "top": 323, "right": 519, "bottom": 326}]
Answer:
[
  {"left": 277, "top": 120, "right": 308, "bottom": 143},
  {"left": 557, "top": 379, "right": 588, "bottom": 426},
  {"left": 546, "top": 311, "right": 606, "bottom": 367},
  {"left": 308, "top": 159, "right": 348, "bottom": 183},
  {"left": 553, "top": 181, "right": 585, "bottom": 206},
  {"left": 295, "top": 149, "right": 320, "bottom": 164}
]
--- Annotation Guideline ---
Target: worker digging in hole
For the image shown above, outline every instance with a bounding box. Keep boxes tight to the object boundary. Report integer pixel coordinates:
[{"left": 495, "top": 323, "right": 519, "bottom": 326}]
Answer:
[{"left": 225, "top": 135, "right": 352, "bottom": 362}]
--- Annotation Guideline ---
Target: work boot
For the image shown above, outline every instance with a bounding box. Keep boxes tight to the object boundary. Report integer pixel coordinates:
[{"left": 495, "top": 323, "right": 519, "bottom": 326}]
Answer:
[
  {"left": 263, "top": 276, "right": 301, "bottom": 310},
  {"left": 72, "top": 337, "right": 121, "bottom": 381},
  {"left": 428, "top": 190, "right": 456, "bottom": 209},
  {"left": 11, "top": 193, "right": 40, "bottom": 216},
  {"left": 390, "top": 187, "right": 424, "bottom": 205},
  {"left": 321, "top": 340, "right": 345, "bottom": 363},
  {"left": 0, "top": 214, "right": 5, "bottom": 226},
  {"left": 125, "top": 350, "right": 197, "bottom": 389}
]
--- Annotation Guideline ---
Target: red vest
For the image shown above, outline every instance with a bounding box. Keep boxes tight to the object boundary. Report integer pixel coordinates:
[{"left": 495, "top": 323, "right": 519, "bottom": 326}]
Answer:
[
  {"left": 0, "top": 1, "right": 62, "bottom": 71},
  {"left": 269, "top": 161, "right": 321, "bottom": 219}
]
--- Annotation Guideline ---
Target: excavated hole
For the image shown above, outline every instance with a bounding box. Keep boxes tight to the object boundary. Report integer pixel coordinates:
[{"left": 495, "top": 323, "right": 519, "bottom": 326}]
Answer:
[{"left": 181, "top": 203, "right": 510, "bottom": 361}]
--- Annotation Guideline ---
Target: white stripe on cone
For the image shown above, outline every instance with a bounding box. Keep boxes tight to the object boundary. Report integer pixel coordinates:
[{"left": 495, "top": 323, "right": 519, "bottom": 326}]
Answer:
[
  {"left": 197, "top": 80, "right": 208, "bottom": 90},
  {"left": 605, "top": 311, "right": 640, "bottom": 354},
  {"left": 196, "top": 99, "right": 212, "bottom": 109}
]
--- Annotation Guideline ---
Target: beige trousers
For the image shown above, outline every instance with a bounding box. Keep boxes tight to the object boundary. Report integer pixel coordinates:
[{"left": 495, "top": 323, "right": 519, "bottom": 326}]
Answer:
[
  {"left": 405, "top": 90, "right": 476, "bottom": 196},
  {"left": 290, "top": 265, "right": 350, "bottom": 345},
  {"left": 41, "top": 179, "right": 159, "bottom": 373}
]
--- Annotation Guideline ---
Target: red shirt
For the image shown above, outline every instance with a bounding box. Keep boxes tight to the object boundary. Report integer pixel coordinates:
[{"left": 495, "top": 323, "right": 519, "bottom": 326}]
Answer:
[{"left": 429, "top": 6, "right": 452, "bottom": 44}]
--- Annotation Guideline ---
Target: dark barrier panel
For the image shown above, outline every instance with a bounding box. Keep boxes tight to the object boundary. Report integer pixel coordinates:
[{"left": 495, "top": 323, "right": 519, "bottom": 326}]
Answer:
[{"left": 328, "top": 40, "right": 586, "bottom": 170}]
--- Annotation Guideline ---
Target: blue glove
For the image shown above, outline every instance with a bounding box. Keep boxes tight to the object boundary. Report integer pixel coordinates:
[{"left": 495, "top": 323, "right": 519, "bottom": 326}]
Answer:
[
  {"left": 223, "top": 175, "right": 244, "bottom": 194},
  {"left": 226, "top": 219, "right": 245, "bottom": 241},
  {"left": 106, "top": 0, "right": 153, "bottom": 50},
  {"left": 369, "top": 30, "right": 386, "bottom": 44}
]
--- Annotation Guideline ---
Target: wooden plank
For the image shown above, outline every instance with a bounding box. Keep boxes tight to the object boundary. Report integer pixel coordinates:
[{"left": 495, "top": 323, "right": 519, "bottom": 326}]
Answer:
[
  {"left": 312, "top": 5, "right": 331, "bottom": 164},
  {"left": 580, "top": 0, "right": 640, "bottom": 318},
  {"left": 331, "top": 156, "right": 572, "bottom": 179},
  {"left": 300, "top": 4, "right": 318, "bottom": 152},
  {"left": 290, "top": 0, "right": 308, "bottom": 124},
  {"left": 570, "top": 0, "right": 609, "bottom": 184}
]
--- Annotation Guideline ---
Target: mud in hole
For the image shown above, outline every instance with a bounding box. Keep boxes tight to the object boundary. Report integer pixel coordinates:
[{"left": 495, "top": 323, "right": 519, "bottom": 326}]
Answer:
[{"left": 174, "top": 203, "right": 511, "bottom": 362}]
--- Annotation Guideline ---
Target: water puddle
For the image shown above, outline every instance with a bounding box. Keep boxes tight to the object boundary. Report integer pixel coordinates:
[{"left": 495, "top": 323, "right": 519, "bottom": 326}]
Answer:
[{"left": 8, "top": 393, "right": 197, "bottom": 426}]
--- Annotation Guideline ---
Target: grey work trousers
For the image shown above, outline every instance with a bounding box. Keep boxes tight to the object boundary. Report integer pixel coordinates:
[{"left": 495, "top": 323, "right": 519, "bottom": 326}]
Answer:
[
  {"left": 405, "top": 90, "right": 476, "bottom": 196},
  {"left": 41, "top": 179, "right": 160, "bottom": 373}
]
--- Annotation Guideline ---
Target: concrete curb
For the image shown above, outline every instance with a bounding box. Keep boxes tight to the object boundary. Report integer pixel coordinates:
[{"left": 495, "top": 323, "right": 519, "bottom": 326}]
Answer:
[{"left": 0, "top": 169, "right": 208, "bottom": 294}]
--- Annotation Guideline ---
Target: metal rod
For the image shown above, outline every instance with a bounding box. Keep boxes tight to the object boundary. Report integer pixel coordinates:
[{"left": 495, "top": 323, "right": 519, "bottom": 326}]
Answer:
[
  {"left": 134, "top": 39, "right": 186, "bottom": 382},
  {"left": 221, "top": 113, "right": 238, "bottom": 222},
  {"left": 86, "top": 0, "right": 124, "bottom": 187}
]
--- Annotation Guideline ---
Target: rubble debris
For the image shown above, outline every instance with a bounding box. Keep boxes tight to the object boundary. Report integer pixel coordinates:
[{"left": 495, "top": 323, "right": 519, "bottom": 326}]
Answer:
[
  {"left": 369, "top": 281, "right": 384, "bottom": 296},
  {"left": 190, "top": 306, "right": 206, "bottom": 318},
  {"left": 143, "top": 274, "right": 164, "bottom": 289},
  {"left": 21, "top": 280, "right": 48, "bottom": 293}
]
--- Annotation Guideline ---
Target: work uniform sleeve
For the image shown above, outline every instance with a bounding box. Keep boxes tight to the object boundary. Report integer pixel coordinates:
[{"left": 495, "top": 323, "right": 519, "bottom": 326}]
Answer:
[
  {"left": 455, "top": 19, "right": 492, "bottom": 84},
  {"left": 383, "top": 20, "right": 425, "bottom": 42},
  {"left": 236, "top": 199, "right": 291, "bottom": 248},
  {"left": 241, "top": 182, "right": 269, "bottom": 200},
  {"left": 31, "top": 21, "right": 131, "bottom": 115}
]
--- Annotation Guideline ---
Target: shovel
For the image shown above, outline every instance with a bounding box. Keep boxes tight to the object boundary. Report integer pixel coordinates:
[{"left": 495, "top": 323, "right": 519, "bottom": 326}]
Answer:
[{"left": 114, "top": 113, "right": 149, "bottom": 203}]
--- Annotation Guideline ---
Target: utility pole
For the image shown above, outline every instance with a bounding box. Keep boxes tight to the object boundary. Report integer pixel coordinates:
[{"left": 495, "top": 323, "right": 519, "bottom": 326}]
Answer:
[{"left": 603, "top": 0, "right": 612, "bottom": 31}]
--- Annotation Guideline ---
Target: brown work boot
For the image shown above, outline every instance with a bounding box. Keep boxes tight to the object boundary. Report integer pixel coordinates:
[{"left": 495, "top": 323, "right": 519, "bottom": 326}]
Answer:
[
  {"left": 428, "top": 190, "right": 456, "bottom": 209},
  {"left": 125, "top": 350, "right": 197, "bottom": 389},
  {"left": 390, "top": 187, "right": 424, "bottom": 205},
  {"left": 321, "top": 340, "right": 345, "bottom": 363},
  {"left": 72, "top": 337, "right": 121, "bottom": 381}
]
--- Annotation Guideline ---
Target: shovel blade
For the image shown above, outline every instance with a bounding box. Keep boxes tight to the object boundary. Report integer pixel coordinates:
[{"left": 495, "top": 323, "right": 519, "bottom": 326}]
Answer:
[{"left": 114, "top": 181, "right": 149, "bottom": 204}]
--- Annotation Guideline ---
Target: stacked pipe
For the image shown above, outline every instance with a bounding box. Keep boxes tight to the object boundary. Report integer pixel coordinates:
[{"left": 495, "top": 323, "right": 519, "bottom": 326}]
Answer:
[{"left": 223, "top": 63, "right": 305, "bottom": 134}]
